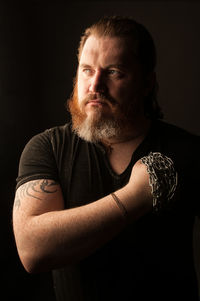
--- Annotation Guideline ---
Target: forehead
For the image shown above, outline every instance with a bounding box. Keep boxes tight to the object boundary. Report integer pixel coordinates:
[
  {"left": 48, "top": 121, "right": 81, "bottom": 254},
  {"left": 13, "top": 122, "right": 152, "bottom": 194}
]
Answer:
[{"left": 79, "top": 35, "right": 136, "bottom": 67}]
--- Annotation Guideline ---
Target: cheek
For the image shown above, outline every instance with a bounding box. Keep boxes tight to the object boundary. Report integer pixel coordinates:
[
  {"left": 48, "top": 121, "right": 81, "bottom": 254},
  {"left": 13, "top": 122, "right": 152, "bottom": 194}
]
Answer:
[
  {"left": 108, "top": 82, "right": 125, "bottom": 99},
  {"left": 115, "top": 81, "right": 144, "bottom": 113},
  {"left": 77, "top": 76, "right": 89, "bottom": 101},
  {"left": 119, "top": 79, "right": 144, "bottom": 99},
  {"left": 110, "top": 82, "right": 131, "bottom": 103}
]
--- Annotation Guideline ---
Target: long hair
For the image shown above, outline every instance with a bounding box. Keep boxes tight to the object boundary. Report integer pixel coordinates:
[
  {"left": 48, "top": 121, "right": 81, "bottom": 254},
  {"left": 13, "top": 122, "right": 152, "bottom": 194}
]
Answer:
[{"left": 76, "top": 16, "right": 163, "bottom": 120}]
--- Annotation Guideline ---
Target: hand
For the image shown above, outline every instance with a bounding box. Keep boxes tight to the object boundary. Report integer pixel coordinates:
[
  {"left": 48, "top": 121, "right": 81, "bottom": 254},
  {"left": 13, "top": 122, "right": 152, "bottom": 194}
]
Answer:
[
  {"left": 127, "top": 159, "right": 152, "bottom": 201},
  {"left": 118, "top": 159, "right": 153, "bottom": 218}
]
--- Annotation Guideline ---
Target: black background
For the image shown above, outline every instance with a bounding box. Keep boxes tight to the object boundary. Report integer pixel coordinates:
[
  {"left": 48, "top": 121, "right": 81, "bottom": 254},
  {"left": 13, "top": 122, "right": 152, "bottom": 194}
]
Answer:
[{"left": 1, "top": 1, "right": 200, "bottom": 300}]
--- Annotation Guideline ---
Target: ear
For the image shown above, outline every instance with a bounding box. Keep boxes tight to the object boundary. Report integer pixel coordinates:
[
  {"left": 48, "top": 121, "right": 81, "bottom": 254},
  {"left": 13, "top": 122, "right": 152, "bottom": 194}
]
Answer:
[{"left": 143, "top": 71, "right": 156, "bottom": 97}]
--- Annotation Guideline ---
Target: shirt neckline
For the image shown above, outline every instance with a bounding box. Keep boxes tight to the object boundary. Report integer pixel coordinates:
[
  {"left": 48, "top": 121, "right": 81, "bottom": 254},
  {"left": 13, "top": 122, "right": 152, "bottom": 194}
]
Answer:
[{"left": 96, "top": 120, "right": 159, "bottom": 179}]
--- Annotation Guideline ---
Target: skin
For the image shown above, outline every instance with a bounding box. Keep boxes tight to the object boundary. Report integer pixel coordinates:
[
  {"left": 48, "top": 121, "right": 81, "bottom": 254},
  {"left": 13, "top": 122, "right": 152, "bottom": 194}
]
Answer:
[
  {"left": 76, "top": 35, "right": 154, "bottom": 174},
  {"left": 77, "top": 35, "right": 152, "bottom": 139},
  {"left": 12, "top": 35, "right": 153, "bottom": 273}
]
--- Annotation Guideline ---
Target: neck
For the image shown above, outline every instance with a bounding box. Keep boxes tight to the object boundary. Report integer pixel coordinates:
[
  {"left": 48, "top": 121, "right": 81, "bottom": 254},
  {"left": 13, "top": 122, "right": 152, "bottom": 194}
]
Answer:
[
  {"left": 102, "top": 118, "right": 151, "bottom": 151},
  {"left": 101, "top": 118, "right": 152, "bottom": 175}
]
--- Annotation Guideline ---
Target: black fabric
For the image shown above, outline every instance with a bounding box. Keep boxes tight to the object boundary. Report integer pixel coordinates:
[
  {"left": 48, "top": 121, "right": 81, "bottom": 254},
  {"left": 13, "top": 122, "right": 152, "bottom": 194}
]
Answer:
[{"left": 16, "top": 120, "right": 200, "bottom": 300}]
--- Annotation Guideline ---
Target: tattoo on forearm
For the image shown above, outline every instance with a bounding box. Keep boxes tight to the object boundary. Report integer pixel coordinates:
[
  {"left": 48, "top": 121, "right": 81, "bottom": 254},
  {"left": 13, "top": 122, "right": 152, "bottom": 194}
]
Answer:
[{"left": 14, "top": 179, "right": 58, "bottom": 209}]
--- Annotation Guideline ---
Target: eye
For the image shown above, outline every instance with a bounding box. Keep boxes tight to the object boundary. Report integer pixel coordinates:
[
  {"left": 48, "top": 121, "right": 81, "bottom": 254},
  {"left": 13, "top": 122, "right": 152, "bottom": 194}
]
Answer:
[
  {"left": 82, "top": 68, "right": 94, "bottom": 76},
  {"left": 107, "top": 69, "right": 124, "bottom": 78},
  {"left": 108, "top": 69, "right": 118, "bottom": 75}
]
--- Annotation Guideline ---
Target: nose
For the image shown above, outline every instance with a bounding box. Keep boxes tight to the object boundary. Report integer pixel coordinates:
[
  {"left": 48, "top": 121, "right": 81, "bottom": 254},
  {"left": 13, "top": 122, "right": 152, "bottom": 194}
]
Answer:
[{"left": 89, "top": 70, "right": 106, "bottom": 93}]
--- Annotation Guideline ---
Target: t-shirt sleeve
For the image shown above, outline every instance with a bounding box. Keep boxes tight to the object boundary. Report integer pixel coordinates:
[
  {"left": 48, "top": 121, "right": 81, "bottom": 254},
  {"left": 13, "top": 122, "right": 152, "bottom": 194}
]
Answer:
[{"left": 16, "top": 130, "right": 59, "bottom": 190}]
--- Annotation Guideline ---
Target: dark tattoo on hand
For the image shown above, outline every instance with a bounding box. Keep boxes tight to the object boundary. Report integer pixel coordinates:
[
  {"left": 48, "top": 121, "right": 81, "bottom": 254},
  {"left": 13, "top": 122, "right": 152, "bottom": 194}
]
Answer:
[{"left": 14, "top": 179, "right": 58, "bottom": 209}]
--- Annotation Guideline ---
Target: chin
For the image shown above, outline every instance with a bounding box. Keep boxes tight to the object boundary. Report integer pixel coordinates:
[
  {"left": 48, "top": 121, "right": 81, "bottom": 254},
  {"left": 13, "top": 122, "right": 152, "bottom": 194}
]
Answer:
[
  {"left": 68, "top": 93, "right": 123, "bottom": 142},
  {"left": 74, "top": 113, "right": 122, "bottom": 143},
  {"left": 85, "top": 107, "right": 110, "bottom": 122}
]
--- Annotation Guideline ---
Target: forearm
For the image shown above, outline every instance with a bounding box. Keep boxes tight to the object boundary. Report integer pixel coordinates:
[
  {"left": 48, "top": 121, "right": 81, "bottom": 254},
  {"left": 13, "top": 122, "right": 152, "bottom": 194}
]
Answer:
[
  {"left": 14, "top": 191, "right": 128, "bottom": 273},
  {"left": 13, "top": 171, "right": 152, "bottom": 273}
]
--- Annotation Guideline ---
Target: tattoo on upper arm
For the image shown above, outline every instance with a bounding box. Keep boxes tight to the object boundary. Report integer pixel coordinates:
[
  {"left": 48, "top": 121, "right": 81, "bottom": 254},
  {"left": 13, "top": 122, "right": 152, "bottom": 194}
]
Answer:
[
  {"left": 14, "top": 179, "right": 59, "bottom": 210},
  {"left": 14, "top": 194, "right": 21, "bottom": 210}
]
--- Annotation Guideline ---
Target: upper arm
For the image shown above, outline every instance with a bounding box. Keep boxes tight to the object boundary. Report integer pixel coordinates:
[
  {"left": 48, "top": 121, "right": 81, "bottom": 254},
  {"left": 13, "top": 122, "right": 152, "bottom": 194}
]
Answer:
[
  {"left": 13, "top": 128, "right": 64, "bottom": 222},
  {"left": 13, "top": 179, "right": 64, "bottom": 233}
]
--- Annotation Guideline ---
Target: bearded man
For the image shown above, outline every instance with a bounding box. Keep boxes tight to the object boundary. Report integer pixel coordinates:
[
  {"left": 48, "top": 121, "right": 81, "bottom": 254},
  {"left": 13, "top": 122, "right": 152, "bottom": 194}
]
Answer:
[{"left": 13, "top": 16, "right": 200, "bottom": 300}]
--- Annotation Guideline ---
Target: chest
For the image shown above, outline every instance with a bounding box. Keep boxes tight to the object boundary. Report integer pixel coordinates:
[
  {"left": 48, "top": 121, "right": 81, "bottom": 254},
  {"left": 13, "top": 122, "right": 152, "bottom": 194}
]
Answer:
[
  {"left": 59, "top": 142, "right": 132, "bottom": 209},
  {"left": 107, "top": 146, "right": 136, "bottom": 175}
]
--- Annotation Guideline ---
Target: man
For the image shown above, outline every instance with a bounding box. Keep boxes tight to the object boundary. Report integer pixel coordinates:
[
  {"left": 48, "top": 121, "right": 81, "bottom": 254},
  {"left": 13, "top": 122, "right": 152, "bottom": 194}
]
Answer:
[{"left": 13, "top": 16, "right": 200, "bottom": 300}]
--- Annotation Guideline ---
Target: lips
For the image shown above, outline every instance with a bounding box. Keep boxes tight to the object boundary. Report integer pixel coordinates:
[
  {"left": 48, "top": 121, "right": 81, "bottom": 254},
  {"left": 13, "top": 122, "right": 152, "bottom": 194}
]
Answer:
[
  {"left": 87, "top": 99, "right": 107, "bottom": 106},
  {"left": 84, "top": 93, "right": 116, "bottom": 108}
]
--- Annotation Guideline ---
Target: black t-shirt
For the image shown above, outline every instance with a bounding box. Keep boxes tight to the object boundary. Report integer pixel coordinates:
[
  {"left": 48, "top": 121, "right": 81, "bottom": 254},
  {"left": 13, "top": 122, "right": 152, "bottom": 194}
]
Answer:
[{"left": 16, "top": 120, "right": 200, "bottom": 300}]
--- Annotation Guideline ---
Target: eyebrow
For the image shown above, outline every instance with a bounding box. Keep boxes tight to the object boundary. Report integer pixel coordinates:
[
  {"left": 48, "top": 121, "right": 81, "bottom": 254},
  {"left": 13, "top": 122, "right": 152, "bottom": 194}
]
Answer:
[
  {"left": 106, "top": 64, "right": 126, "bottom": 70},
  {"left": 79, "top": 64, "right": 92, "bottom": 69},
  {"left": 79, "top": 63, "right": 127, "bottom": 70}
]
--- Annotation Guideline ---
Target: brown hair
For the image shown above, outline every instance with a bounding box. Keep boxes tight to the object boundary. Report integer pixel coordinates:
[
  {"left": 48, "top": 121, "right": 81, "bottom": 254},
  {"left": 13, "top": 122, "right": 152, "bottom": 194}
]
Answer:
[{"left": 77, "top": 16, "right": 163, "bottom": 120}]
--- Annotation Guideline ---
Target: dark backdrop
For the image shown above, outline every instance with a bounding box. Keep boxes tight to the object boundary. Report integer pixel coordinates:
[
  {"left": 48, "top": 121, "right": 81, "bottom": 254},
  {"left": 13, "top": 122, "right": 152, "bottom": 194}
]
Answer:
[{"left": 1, "top": 1, "right": 200, "bottom": 300}]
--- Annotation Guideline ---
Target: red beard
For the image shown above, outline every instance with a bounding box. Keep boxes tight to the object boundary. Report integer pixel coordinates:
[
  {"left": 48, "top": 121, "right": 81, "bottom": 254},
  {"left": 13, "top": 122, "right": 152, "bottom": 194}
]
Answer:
[
  {"left": 68, "top": 81, "right": 132, "bottom": 129},
  {"left": 67, "top": 80, "right": 143, "bottom": 143}
]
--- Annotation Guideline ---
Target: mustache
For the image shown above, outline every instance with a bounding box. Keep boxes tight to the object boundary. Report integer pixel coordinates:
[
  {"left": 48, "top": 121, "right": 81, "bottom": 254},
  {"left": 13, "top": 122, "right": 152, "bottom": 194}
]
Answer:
[{"left": 84, "top": 93, "right": 117, "bottom": 106}]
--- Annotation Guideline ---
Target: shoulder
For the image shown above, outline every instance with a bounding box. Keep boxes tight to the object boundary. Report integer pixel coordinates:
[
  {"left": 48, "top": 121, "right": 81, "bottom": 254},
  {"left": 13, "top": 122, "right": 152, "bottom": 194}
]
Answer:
[
  {"left": 46, "top": 122, "right": 72, "bottom": 138},
  {"left": 19, "top": 122, "right": 77, "bottom": 170},
  {"left": 16, "top": 123, "right": 74, "bottom": 187},
  {"left": 24, "top": 123, "right": 73, "bottom": 152},
  {"left": 155, "top": 120, "right": 200, "bottom": 149},
  {"left": 154, "top": 121, "right": 200, "bottom": 213},
  {"left": 37, "top": 122, "right": 73, "bottom": 143},
  {"left": 151, "top": 120, "right": 200, "bottom": 174},
  {"left": 156, "top": 120, "right": 199, "bottom": 137}
]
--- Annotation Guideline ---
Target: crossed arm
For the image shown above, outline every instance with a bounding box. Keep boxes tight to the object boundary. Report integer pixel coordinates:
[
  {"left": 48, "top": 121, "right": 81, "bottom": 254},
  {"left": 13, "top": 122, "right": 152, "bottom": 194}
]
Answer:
[{"left": 13, "top": 161, "right": 152, "bottom": 273}]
